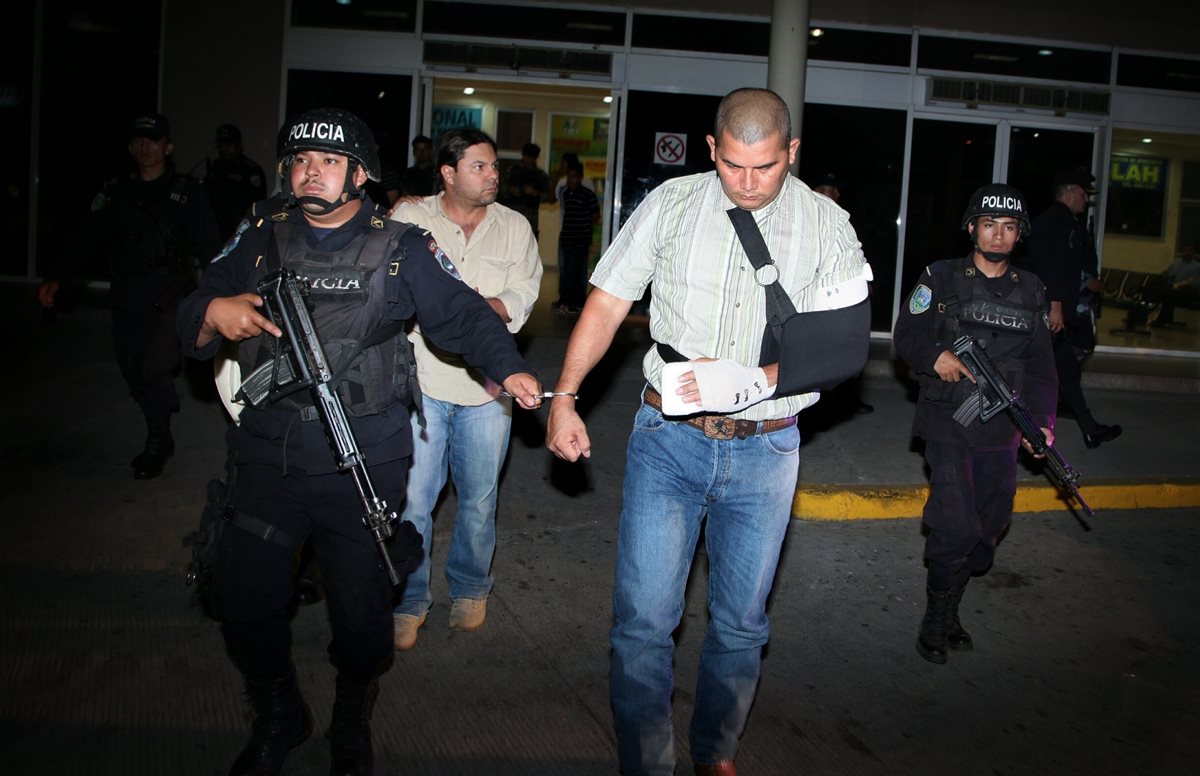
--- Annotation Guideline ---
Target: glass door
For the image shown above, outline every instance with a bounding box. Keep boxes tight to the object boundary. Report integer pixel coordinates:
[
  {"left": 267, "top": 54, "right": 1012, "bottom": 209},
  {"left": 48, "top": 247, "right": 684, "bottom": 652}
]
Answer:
[
  {"left": 898, "top": 118, "right": 997, "bottom": 316},
  {"left": 1005, "top": 124, "right": 1096, "bottom": 221}
]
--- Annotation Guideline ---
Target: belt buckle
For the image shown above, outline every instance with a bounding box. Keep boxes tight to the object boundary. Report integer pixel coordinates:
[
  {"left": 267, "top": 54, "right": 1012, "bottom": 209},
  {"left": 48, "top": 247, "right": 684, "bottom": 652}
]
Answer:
[{"left": 702, "top": 416, "right": 736, "bottom": 440}]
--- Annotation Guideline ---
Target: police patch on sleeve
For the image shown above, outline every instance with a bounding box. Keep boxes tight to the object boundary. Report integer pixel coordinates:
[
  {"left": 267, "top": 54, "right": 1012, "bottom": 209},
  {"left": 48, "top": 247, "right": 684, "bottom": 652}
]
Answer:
[
  {"left": 428, "top": 238, "right": 463, "bottom": 281},
  {"left": 212, "top": 218, "right": 251, "bottom": 263},
  {"left": 909, "top": 284, "right": 933, "bottom": 314}
]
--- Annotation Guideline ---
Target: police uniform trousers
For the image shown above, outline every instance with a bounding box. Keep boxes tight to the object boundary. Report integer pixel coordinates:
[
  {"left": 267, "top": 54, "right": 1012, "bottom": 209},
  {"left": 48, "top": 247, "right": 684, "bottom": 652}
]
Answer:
[
  {"left": 921, "top": 436, "right": 1019, "bottom": 586},
  {"left": 1052, "top": 325, "right": 1091, "bottom": 421},
  {"left": 110, "top": 272, "right": 182, "bottom": 430},
  {"left": 214, "top": 459, "right": 406, "bottom": 682}
]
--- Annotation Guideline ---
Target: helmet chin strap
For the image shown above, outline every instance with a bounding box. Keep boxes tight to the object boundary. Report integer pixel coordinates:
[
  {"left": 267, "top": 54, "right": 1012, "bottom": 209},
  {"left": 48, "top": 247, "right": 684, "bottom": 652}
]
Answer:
[
  {"left": 978, "top": 248, "right": 1011, "bottom": 263},
  {"left": 970, "top": 221, "right": 1013, "bottom": 263},
  {"left": 287, "top": 162, "right": 365, "bottom": 215}
]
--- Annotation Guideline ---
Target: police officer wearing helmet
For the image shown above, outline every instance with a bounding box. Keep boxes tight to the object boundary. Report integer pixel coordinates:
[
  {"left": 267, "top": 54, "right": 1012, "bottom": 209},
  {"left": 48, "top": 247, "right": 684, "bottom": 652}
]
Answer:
[
  {"left": 894, "top": 183, "right": 1057, "bottom": 665},
  {"left": 176, "top": 107, "right": 543, "bottom": 776}
]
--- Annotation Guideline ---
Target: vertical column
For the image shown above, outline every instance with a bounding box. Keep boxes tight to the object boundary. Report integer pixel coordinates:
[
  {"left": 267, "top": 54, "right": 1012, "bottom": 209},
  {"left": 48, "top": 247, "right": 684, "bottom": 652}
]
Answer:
[{"left": 767, "top": 0, "right": 810, "bottom": 175}]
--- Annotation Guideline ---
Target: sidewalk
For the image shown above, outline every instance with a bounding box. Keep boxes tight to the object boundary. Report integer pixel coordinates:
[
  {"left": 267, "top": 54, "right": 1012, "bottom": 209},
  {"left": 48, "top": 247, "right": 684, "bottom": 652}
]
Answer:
[{"left": 1, "top": 298, "right": 1198, "bottom": 776}]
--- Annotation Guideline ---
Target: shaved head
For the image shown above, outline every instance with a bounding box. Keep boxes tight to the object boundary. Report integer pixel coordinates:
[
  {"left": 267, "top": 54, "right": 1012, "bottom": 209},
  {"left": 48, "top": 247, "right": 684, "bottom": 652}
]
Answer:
[{"left": 713, "top": 88, "right": 792, "bottom": 148}]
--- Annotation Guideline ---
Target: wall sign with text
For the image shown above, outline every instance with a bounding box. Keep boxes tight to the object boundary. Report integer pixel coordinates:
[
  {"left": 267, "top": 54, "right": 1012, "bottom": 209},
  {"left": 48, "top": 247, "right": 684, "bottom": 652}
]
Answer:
[
  {"left": 1105, "top": 154, "right": 1168, "bottom": 237},
  {"left": 1110, "top": 155, "right": 1166, "bottom": 191},
  {"left": 431, "top": 105, "right": 483, "bottom": 141}
]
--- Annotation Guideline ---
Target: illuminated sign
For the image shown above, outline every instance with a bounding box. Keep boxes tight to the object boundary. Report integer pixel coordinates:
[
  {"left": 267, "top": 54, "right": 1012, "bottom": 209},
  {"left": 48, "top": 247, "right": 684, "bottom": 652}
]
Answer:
[
  {"left": 1109, "top": 155, "right": 1166, "bottom": 191},
  {"left": 431, "top": 106, "right": 483, "bottom": 140}
]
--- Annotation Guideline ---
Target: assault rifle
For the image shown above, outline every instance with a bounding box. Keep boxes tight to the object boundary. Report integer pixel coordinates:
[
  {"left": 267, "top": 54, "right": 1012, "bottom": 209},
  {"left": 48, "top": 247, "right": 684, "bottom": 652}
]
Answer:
[
  {"left": 251, "top": 268, "right": 406, "bottom": 584},
  {"left": 951, "top": 335, "right": 1095, "bottom": 519}
]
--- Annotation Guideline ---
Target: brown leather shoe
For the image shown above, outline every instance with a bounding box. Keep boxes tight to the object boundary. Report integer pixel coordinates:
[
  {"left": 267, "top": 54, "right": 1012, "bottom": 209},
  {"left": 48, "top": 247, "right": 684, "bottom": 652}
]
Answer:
[
  {"left": 448, "top": 598, "right": 487, "bottom": 631},
  {"left": 694, "top": 762, "right": 737, "bottom": 775},
  {"left": 393, "top": 612, "right": 426, "bottom": 651}
]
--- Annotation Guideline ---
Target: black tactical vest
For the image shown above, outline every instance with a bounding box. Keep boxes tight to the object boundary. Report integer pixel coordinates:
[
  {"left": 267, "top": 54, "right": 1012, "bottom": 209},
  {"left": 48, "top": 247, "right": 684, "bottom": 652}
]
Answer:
[
  {"left": 238, "top": 209, "right": 417, "bottom": 417},
  {"left": 920, "top": 258, "right": 1044, "bottom": 414},
  {"left": 107, "top": 174, "right": 192, "bottom": 278}
]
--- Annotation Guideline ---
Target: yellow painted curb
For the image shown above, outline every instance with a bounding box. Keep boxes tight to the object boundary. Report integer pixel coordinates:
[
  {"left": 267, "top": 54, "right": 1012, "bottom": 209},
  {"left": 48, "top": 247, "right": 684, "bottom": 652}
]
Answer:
[{"left": 792, "top": 482, "right": 1200, "bottom": 520}]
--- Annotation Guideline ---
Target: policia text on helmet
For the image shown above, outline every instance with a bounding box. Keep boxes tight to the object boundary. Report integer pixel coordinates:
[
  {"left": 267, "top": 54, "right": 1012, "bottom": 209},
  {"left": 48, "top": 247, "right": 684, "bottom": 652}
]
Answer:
[
  {"left": 960, "top": 184, "right": 1030, "bottom": 263},
  {"left": 278, "top": 108, "right": 383, "bottom": 216}
]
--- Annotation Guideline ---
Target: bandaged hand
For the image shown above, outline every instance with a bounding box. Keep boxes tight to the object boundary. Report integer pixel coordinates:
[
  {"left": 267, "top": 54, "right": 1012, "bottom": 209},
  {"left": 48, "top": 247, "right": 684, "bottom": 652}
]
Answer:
[{"left": 662, "top": 359, "right": 776, "bottom": 415}]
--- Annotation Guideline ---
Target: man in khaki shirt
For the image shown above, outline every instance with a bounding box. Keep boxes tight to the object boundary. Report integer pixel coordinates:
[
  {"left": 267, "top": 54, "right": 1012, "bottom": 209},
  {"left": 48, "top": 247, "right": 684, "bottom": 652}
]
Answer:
[{"left": 389, "top": 128, "right": 543, "bottom": 649}]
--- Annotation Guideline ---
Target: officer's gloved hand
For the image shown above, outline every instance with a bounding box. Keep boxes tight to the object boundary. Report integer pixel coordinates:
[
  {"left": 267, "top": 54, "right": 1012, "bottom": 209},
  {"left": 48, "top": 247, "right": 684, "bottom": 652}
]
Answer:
[
  {"left": 387, "top": 519, "right": 425, "bottom": 579},
  {"left": 689, "top": 359, "right": 776, "bottom": 414}
]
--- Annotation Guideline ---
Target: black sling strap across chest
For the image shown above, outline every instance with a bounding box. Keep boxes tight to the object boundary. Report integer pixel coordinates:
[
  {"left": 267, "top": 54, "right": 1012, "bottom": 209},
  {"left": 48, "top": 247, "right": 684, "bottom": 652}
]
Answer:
[{"left": 656, "top": 205, "right": 871, "bottom": 397}]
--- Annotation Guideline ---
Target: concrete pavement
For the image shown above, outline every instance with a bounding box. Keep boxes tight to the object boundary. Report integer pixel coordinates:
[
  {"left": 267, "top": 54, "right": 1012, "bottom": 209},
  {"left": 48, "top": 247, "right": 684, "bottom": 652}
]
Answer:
[{"left": 2, "top": 294, "right": 1199, "bottom": 775}]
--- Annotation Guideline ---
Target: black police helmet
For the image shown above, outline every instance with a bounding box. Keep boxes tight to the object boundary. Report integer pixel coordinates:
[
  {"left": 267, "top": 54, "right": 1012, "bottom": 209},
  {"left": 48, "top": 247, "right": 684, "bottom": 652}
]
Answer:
[
  {"left": 961, "top": 183, "right": 1030, "bottom": 236},
  {"left": 279, "top": 108, "right": 381, "bottom": 182}
]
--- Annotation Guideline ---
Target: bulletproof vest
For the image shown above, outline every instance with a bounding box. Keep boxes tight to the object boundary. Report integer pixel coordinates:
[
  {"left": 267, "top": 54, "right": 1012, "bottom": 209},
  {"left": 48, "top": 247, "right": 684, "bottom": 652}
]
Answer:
[
  {"left": 921, "top": 258, "right": 1043, "bottom": 410},
  {"left": 107, "top": 174, "right": 192, "bottom": 277},
  {"left": 931, "top": 259, "right": 1038, "bottom": 349},
  {"left": 238, "top": 209, "right": 417, "bottom": 417}
]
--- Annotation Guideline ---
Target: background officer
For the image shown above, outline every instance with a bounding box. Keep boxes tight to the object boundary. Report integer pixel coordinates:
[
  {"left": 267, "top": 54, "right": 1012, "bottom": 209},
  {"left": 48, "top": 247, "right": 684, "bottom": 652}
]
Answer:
[
  {"left": 201, "top": 123, "right": 268, "bottom": 241},
  {"left": 176, "top": 107, "right": 542, "bottom": 776},
  {"left": 39, "top": 112, "right": 221, "bottom": 480},
  {"left": 1024, "top": 168, "right": 1121, "bottom": 448},
  {"left": 894, "top": 184, "right": 1058, "bottom": 665}
]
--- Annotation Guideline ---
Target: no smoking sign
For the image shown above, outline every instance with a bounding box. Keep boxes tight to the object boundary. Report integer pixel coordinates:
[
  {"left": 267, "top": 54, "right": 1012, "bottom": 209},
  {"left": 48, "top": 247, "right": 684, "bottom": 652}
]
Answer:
[{"left": 654, "top": 132, "right": 687, "bottom": 166}]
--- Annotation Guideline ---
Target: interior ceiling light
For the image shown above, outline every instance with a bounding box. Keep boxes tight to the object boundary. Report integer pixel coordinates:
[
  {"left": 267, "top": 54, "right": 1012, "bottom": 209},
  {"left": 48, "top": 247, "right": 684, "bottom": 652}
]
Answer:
[
  {"left": 1038, "top": 49, "right": 1053, "bottom": 56},
  {"left": 1142, "top": 137, "right": 1153, "bottom": 143},
  {"left": 463, "top": 87, "right": 475, "bottom": 95},
  {"left": 810, "top": 28, "right": 824, "bottom": 38},
  {"left": 603, "top": 95, "right": 613, "bottom": 103}
]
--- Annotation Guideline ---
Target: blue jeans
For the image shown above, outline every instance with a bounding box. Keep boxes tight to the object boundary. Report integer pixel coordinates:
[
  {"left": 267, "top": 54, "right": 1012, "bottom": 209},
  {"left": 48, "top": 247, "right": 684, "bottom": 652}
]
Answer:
[
  {"left": 393, "top": 396, "right": 512, "bottom": 616},
  {"left": 611, "top": 396, "right": 800, "bottom": 775}
]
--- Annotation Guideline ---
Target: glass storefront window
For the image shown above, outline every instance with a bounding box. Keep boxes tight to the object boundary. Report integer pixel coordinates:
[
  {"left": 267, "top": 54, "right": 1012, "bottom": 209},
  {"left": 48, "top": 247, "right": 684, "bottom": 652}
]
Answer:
[
  {"left": 631, "top": 13, "right": 769, "bottom": 57},
  {"left": 1006, "top": 125, "right": 1095, "bottom": 222},
  {"left": 291, "top": 0, "right": 417, "bottom": 34},
  {"left": 285, "top": 70, "right": 414, "bottom": 209},
  {"left": 799, "top": 104, "right": 906, "bottom": 332},
  {"left": 900, "top": 119, "right": 997, "bottom": 307},
  {"left": 1118, "top": 53, "right": 1200, "bottom": 95},
  {"left": 1101, "top": 128, "right": 1200, "bottom": 352},
  {"left": 618, "top": 91, "right": 723, "bottom": 228},
  {"left": 918, "top": 35, "right": 1111, "bottom": 85},
  {"left": 36, "top": 0, "right": 161, "bottom": 283},
  {"left": 423, "top": 2, "right": 625, "bottom": 46}
]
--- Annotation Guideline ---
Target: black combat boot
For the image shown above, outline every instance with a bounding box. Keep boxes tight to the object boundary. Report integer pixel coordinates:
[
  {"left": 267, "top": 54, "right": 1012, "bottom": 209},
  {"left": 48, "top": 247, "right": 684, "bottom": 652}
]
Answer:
[
  {"left": 132, "top": 424, "right": 175, "bottom": 480},
  {"left": 229, "top": 668, "right": 313, "bottom": 776},
  {"left": 916, "top": 586, "right": 953, "bottom": 664},
  {"left": 328, "top": 675, "right": 379, "bottom": 776},
  {"left": 946, "top": 567, "right": 974, "bottom": 652}
]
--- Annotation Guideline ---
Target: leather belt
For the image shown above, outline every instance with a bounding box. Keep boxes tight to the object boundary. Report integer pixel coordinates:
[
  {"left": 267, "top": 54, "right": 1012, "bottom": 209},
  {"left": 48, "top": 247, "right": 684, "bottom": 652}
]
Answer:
[{"left": 643, "top": 386, "right": 796, "bottom": 441}]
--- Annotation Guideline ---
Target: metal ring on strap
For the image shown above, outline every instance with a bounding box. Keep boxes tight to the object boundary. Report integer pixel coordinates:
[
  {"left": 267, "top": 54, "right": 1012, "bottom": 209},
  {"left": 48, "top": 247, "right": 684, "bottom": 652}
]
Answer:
[{"left": 754, "top": 262, "right": 780, "bottom": 287}]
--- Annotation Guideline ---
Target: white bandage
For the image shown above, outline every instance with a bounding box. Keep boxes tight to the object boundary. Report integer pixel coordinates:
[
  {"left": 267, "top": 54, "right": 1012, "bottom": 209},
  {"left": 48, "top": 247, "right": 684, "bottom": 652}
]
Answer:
[
  {"left": 658, "top": 362, "right": 697, "bottom": 416},
  {"left": 691, "top": 359, "right": 776, "bottom": 413},
  {"left": 811, "top": 263, "right": 873, "bottom": 311}
]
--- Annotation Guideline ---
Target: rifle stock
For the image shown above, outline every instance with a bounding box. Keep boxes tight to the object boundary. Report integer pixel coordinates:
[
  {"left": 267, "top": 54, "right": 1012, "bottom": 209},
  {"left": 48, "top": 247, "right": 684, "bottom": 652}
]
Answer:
[
  {"left": 256, "top": 268, "right": 404, "bottom": 584},
  {"left": 951, "top": 336, "right": 1095, "bottom": 519}
]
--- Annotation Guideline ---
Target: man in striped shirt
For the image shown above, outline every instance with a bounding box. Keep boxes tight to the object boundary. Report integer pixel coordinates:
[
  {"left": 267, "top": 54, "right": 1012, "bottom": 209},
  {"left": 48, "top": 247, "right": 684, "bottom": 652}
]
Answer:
[
  {"left": 546, "top": 88, "right": 869, "bottom": 776},
  {"left": 554, "top": 158, "right": 600, "bottom": 315}
]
